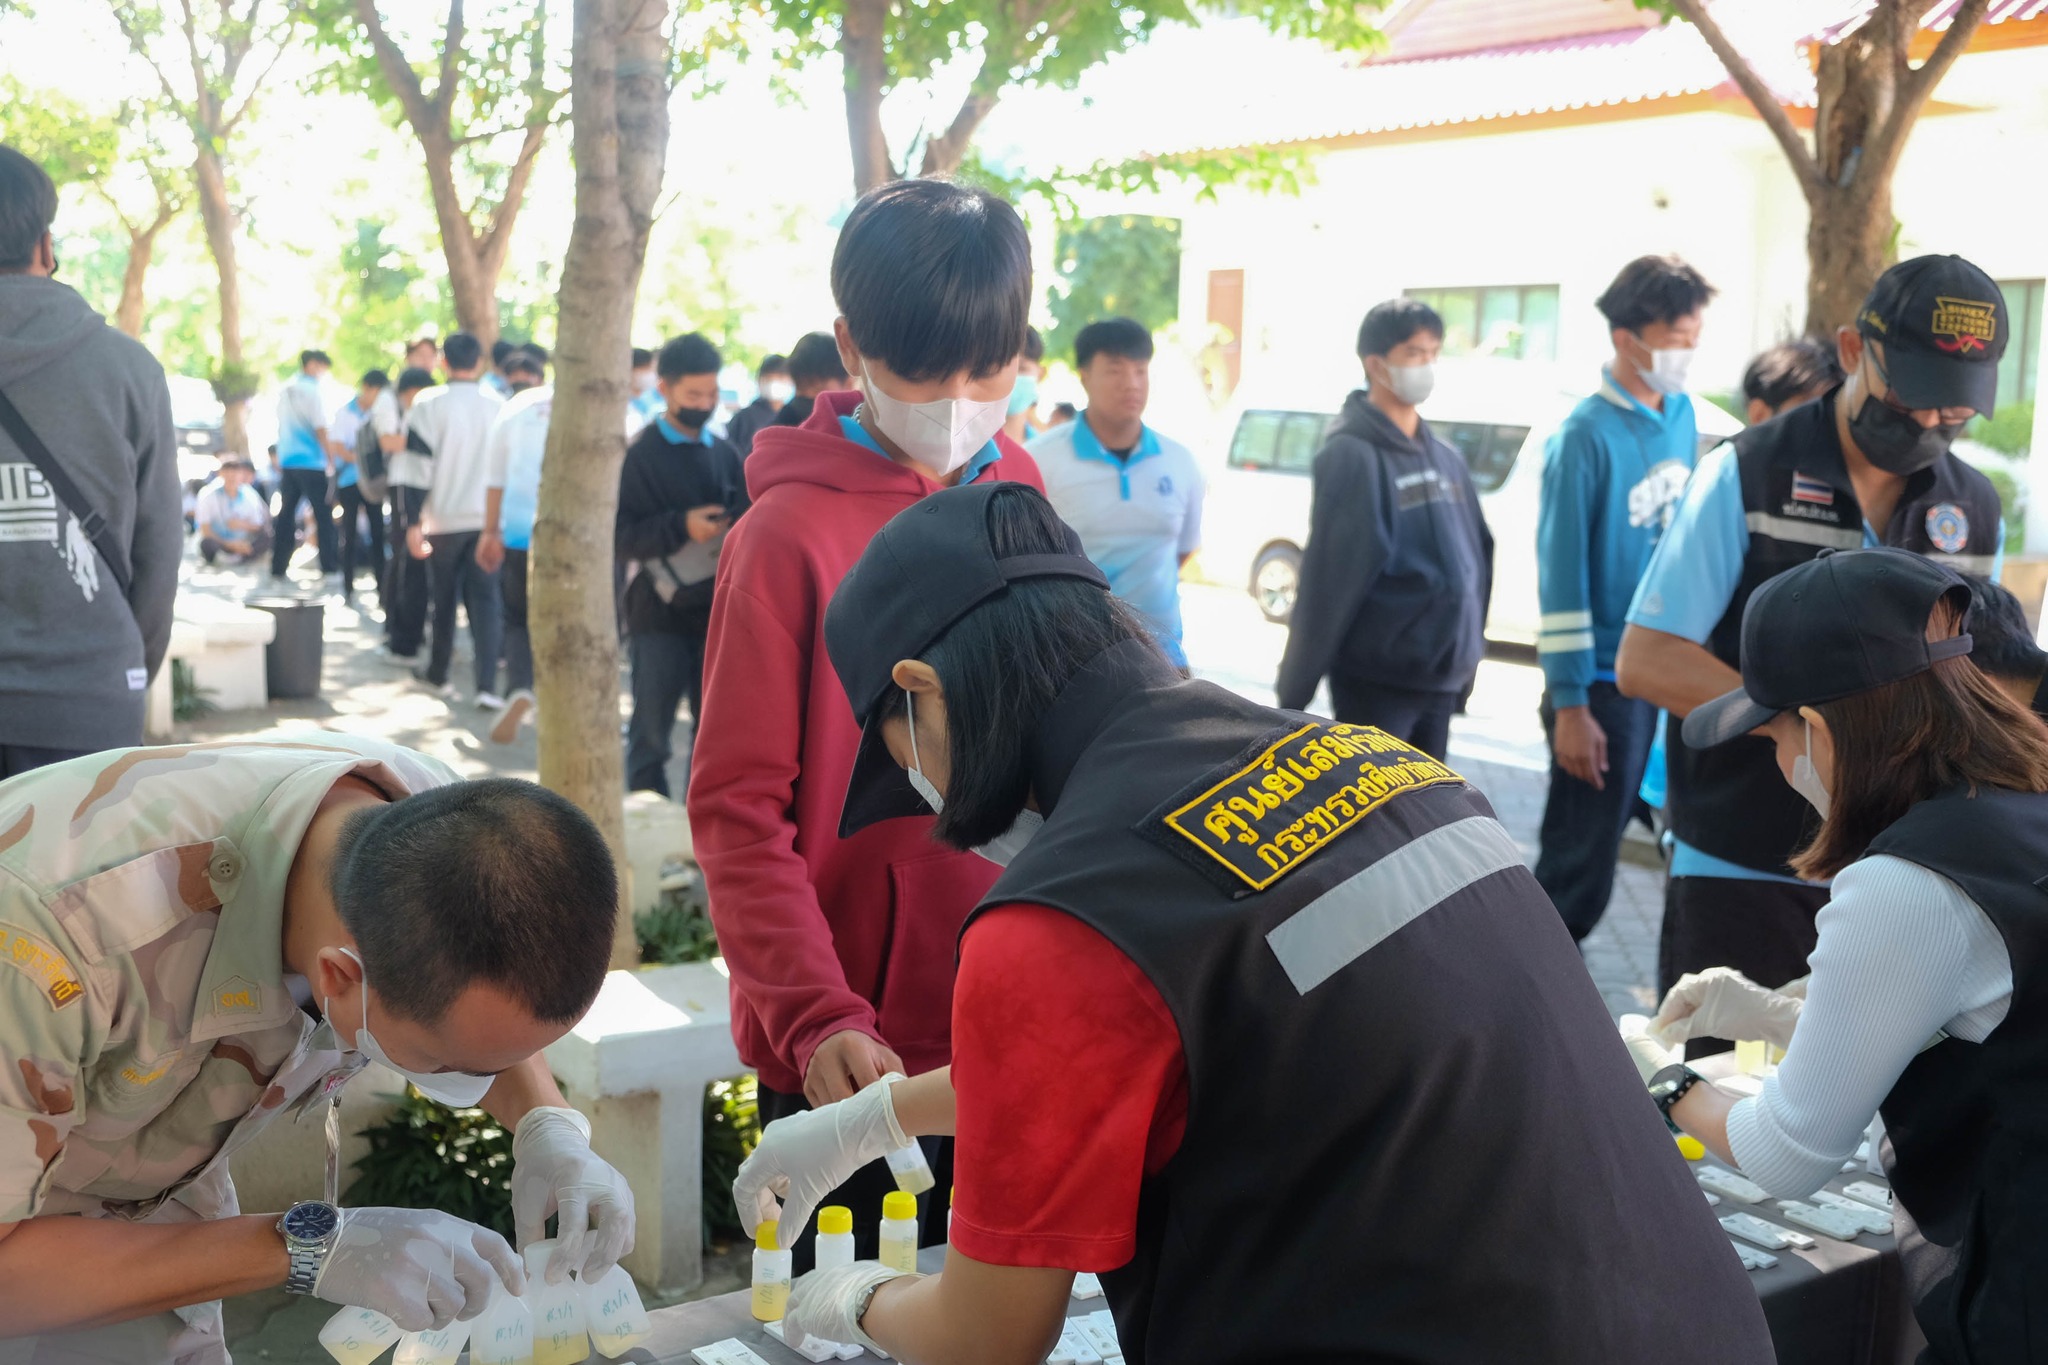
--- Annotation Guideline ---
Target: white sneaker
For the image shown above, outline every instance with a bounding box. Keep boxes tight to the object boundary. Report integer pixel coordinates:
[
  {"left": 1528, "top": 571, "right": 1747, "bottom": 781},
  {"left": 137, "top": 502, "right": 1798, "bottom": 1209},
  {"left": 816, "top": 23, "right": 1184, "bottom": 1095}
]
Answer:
[
  {"left": 490, "top": 690, "right": 536, "bottom": 744},
  {"left": 376, "top": 645, "right": 418, "bottom": 666},
  {"left": 475, "top": 691, "right": 507, "bottom": 711}
]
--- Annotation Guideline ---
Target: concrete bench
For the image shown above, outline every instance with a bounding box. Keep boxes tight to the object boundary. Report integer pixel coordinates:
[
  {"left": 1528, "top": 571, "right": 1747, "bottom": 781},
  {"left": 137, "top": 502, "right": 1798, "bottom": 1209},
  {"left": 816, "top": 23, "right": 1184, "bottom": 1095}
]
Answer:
[
  {"left": 147, "top": 592, "right": 276, "bottom": 738},
  {"left": 545, "top": 961, "right": 746, "bottom": 1294}
]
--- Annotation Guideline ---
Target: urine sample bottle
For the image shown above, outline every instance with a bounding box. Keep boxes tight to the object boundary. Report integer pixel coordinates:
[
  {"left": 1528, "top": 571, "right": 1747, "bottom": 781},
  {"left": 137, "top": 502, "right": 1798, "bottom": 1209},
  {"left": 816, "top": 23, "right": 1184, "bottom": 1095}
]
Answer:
[
  {"left": 815, "top": 1205, "right": 856, "bottom": 1272},
  {"left": 753, "top": 1221, "right": 793, "bottom": 1322},
  {"left": 879, "top": 1191, "right": 919, "bottom": 1274},
  {"left": 885, "top": 1141, "right": 936, "bottom": 1196}
]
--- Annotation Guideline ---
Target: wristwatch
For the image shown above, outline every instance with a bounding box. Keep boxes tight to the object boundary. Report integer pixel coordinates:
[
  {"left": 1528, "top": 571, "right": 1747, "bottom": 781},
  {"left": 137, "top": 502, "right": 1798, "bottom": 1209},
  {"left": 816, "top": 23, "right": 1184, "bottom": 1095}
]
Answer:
[
  {"left": 278, "top": 1200, "right": 343, "bottom": 1295},
  {"left": 1647, "top": 1062, "right": 1707, "bottom": 1122}
]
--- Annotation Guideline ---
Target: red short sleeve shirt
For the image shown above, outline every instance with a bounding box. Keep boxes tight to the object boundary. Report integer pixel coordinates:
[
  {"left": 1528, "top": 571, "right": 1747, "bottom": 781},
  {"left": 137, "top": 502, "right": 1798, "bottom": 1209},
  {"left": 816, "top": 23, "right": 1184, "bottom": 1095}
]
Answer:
[{"left": 948, "top": 902, "right": 1188, "bottom": 1271}]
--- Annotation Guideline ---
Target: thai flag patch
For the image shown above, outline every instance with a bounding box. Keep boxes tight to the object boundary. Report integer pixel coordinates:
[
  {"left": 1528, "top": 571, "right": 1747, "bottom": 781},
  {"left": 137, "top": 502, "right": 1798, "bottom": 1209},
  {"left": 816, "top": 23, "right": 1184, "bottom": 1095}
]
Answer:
[{"left": 1791, "top": 473, "right": 1834, "bottom": 506}]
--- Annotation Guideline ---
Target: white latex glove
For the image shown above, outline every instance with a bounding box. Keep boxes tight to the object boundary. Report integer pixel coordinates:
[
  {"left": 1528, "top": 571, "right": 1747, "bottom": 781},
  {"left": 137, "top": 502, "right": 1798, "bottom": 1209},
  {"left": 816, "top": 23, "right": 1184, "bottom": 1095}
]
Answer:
[
  {"left": 1618, "top": 1013, "right": 1678, "bottom": 1083},
  {"left": 734, "top": 1072, "right": 911, "bottom": 1250},
  {"left": 314, "top": 1207, "right": 524, "bottom": 1332},
  {"left": 1652, "top": 967, "right": 1804, "bottom": 1051},
  {"left": 511, "top": 1107, "right": 636, "bottom": 1284},
  {"left": 786, "top": 1261, "right": 920, "bottom": 1354}
]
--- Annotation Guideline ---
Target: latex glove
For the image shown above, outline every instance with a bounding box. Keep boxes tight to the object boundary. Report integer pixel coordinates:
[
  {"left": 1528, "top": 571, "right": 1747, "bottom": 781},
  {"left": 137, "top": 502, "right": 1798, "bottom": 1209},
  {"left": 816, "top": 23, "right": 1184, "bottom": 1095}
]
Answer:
[
  {"left": 511, "top": 1107, "right": 636, "bottom": 1284},
  {"left": 1618, "top": 1013, "right": 1678, "bottom": 1083},
  {"left": 1652, "top": 967, "right": 1804, "bottom": 1051},
  {"left": 786, "top": 1261, "right": 920, "bottom": 1355},
  {"left": 734, "top": 1072, "right": 911, "bottom": 1250},
  {"left": 314, "top": 1207, "right": 524, "bottom": 1332}
]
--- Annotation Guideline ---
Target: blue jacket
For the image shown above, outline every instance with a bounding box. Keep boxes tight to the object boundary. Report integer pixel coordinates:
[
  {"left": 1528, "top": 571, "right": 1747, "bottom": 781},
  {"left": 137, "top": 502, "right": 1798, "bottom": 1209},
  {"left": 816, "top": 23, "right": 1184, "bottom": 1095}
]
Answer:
[{"left": 1536, "top": 374, "right": 1696, "bottom": 708}]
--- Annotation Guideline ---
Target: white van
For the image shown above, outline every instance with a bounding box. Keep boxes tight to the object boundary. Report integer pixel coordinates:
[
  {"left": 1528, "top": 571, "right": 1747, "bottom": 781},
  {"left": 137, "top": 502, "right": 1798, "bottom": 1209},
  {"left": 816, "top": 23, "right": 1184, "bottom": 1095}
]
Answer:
[{"left": 1194, "top": 362, "right": 1742, "bottom": 648}]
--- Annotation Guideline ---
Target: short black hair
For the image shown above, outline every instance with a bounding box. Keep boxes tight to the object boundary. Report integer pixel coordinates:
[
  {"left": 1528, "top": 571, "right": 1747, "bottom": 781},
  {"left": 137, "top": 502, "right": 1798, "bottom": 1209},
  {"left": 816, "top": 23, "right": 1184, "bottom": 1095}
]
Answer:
[
  {"left": 872, "top": 484, "right": 1162, "bottom": 850},
  {"left": 787, "top": 332, "right": 848, "bottom": 388},
  {"left": 0, "top": 145, "right": 57, "bottom": 271},
  {"left": 333, "top": 779, "right": 618, "bottom": 1026},
  {"left": 1965, "top": 575, "right": 2048, "bottom": 687},
  {"left": 1021, "top": 326, "right": 1044, "bottom": 364},
  {"left": 521, "top": 341, "right": 548, "bottom": 366},
  {"left": 1595, "top": 255, "right": 1718, "bottom": 332},
  {"left": 757, "top": 353, "right": 789, "bottom": 380},
  {"left": 442, "top": 331, "right": 483, "bottom": 372},
  {"left": 301, "top": 350, "right": 333, "bottom": 369},
  {"left": 1741, "top": 337, "right": 1844, "bottom": 412},
  {"left": 397, "top": 366, "right": 435, "bottom": 395},
  {"left": 360, "top": 368, "right": 391, "bottom": 389},
  {"left": 831, "top": 179, "right": 1030, "bottom": 383},
  {"left": 1357, "top": 298, "right": 1445, "bottom": 359},
  {"left": 1074, "top": 316, "right": 1153, "bottom": 369},
  {"left": 1050, "top": 401, "right": 1078, "bottom": 425},
  {"left": 658, "top": 332, "right": 721, "bottom": 381},
  {"left": 631, "top": 347, "right": 654, "bottom": 369},
  {"left": 492, "top": 338, "right": 518, "bottom": 366},
  {"left": 504, "top": 351, "right": 545, "bottom": 381}
]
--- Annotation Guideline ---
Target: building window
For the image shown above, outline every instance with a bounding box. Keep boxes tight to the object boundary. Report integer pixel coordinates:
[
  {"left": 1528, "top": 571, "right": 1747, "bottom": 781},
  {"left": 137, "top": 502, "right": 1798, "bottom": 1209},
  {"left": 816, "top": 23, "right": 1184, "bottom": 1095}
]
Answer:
[
  {"left": 1996, "top": 278, "right": 2042, "bottom": 406},
  {"left": 1406, "top": 284, "right": 1560, "bottom": 362}
]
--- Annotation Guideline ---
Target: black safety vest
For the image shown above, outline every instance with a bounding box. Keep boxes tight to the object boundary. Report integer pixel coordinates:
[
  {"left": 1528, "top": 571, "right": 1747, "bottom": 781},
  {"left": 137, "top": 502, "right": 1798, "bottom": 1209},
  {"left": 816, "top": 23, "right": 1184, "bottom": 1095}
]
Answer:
[
  {"left": 1865, "top": 787, "right": 2048, "bottom": 1363},
  {"left": 1666, "top": 389, "right": 2002, "bottom": 874},
  {"left": 976, "top": 639, "right": 1774, "bottom": 1364}
]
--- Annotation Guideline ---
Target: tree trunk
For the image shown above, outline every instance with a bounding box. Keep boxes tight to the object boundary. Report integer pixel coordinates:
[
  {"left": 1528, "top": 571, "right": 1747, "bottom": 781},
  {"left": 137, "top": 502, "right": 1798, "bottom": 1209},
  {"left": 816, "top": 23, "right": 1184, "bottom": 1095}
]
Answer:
[
  {"left": 532, "top": 0, "right": 671, "bottom": 971},
  {"left": 916, "top": 88, "right": 999, "bottom": 178},
  {"left": 842, "top": 0, "right": 894, "bottom": 193},
  {"left": 114, "top": 221, "right": 164, "bottom": 338},
  {"left": 1798, "top": 9, "right": 1911, "bottom": 336},
  {"left": 193, "top": 141, "right": 248, "bottom": 454},
  {"left": 421, "top": 131, "right": 501, "bottom": 346},
  {"left": 1803, "top": 180, "right": 1894, "bottom": 337}
]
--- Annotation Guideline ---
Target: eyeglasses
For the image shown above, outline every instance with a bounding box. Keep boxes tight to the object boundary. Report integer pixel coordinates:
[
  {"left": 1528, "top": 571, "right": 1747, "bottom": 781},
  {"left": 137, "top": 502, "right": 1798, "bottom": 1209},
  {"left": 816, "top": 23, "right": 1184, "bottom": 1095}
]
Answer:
[{"left": 1864, "top": 350, "right": 1976, "bottom": 426}]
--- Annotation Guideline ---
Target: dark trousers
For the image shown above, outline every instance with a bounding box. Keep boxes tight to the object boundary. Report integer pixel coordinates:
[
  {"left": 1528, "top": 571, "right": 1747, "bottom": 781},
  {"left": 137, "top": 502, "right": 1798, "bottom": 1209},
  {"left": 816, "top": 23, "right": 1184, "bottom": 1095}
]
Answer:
[
  {"left": 336, "top": 483, "right": 386, "bottom": 601},
  {"left": 1534, "top": 682, "right": 1657, "bottom": 941},
  {"left": 1328, "top": 676, "right": 1459, "bottom": 761},
  {"left": 756, "top": 1084, "right": 954, "bottom": 1275},
  {"left": 199, "top": 527, "right": 273, "bottom": 565},
  {"left": 426, "top": 531, "right": 503, "bottom": 695},
  {"left": 1660, "top": 874, "right": 1830, "bottom": 1059},
  {"left": 626, "top": 629, "right": 705, "bottom": 797},
  {"left": 270, "top": 467, "right": 338, "bottom": 576},
  {"left": 385, "top": 487, "right": 429, "bottom": 655},
  {"left": 502, "top": 548, "right": 532, "bottom": 695},
  {"left": 0, "top": 744, "right": 94, "bottom": 779}
]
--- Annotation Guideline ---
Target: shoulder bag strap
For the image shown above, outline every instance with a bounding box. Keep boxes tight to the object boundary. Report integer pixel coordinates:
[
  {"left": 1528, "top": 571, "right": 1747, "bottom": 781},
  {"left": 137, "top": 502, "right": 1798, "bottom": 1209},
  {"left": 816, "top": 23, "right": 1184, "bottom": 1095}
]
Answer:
[{"left": 0, "top": 386, "right": 133, "bottom": 598}]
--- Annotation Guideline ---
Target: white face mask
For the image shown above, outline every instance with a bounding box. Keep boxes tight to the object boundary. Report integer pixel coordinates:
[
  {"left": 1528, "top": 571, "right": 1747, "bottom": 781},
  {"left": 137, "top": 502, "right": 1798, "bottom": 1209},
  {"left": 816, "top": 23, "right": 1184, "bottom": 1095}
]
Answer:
[
  {"left": 1790, "top": 719, "right": 1831, "bottom": 819},
  {"left": 633, "top": 371, "right": 658, "bottom": 395},
  {"left": 1635, "top": 337, "right": 1694, "bottom": 397},
  {"left": 974, "top": 808, "right": 1044, "bottom": 867},
  {"left": 1379, "top": 361, "right": 1435, "bottom": 406},
  {"left": 904, "top": 689, "right": 945, "bottom": 815},
  {"left": 765, "top": 378, "right": 796, "bottom": 404},
  {"left": 860, "top": 362, "right": 1010, "bottom": 479},
  {"left": 335, "top": 947, "right": 496, "bottom": 1109}
]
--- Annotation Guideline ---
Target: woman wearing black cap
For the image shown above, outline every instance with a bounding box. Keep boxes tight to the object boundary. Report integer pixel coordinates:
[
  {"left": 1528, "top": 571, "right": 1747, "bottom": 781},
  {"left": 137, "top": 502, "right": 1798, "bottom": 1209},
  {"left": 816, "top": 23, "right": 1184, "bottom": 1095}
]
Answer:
[
  {"left": 731, "top": 481, "right": 1772, "bottom": 1365},
  {"left": 1651, "top": 546, "right": 2048, "bottom": 1362}
]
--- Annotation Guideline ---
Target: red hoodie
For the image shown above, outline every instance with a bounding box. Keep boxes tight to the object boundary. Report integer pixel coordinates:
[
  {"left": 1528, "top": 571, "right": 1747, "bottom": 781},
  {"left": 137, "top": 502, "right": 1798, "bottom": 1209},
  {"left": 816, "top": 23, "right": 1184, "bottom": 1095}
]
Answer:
[{"left": 688, "top": 390, "right": 1045, "bottom": 1094}]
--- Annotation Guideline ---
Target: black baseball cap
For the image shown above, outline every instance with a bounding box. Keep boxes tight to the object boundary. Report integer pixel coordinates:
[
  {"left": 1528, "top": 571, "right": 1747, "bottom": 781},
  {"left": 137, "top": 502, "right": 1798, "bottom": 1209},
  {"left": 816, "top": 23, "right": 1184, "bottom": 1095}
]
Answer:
[
  {"left": 1683, "top": 548, "right": 1974, "bottom": 748},
  {"left": 1856, "top": 254, "right": 2009, "bottom": 416},
  {"left": 824, "top": 483, "right": 1109, "bottom": 837}
]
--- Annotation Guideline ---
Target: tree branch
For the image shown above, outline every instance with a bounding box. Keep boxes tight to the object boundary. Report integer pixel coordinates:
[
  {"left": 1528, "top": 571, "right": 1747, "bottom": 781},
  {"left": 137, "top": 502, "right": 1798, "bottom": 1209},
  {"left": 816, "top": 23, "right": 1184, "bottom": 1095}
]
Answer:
[
  {"left": 437, "top": 0, "right": 466, "bottom": 110},
  {"left": 476, "top": 115, "right": 548, "bottom": 270},
  {"left": 1669, "top": 0, "right": 1821, "bottom": 195},
  {"left": 1870, "top": 0, "right": 1987, "bottom": 176},
  {"left": 219, "top": 27, "right": 292, "bottom": 134},
  {"left": 109, "top": 5, "right": 189, "bottom": 111},
  {"left": 351, "top": 0, "right": 436, "bottom": 131}
]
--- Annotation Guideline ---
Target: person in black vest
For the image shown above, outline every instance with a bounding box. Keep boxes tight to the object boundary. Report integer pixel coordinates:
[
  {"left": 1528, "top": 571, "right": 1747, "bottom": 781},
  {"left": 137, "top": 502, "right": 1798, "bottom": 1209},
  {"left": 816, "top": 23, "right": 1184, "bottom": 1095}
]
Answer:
[
  {"left": 1960, "top": 573, "right": 2048, "bottom": 720},
  {"left": 1648, "top": 547, "right": 2048, "bottom": 1364},
  {"left": 1617, "top": 256, "right": 2007, "bottom": 1049},
  {"left": 731, "top": 481, "right": 1771, "bottom": 1365}
]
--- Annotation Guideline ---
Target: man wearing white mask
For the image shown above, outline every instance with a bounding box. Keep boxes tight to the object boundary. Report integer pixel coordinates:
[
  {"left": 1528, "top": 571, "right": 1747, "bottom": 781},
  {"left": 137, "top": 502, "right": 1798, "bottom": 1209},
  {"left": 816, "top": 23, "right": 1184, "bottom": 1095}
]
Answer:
[
  {"left": 1533, "top": 255, "right": 1715, "bottom": 943},
  {"left": 1275, "top": 299, "right": 1491, "bottom": 759},
  {"left": 687, "top": 178, "right": 1044, "bottom": 1275},
  {"left": 0, "top": 736, "right": 634, "bottom": 1362}
]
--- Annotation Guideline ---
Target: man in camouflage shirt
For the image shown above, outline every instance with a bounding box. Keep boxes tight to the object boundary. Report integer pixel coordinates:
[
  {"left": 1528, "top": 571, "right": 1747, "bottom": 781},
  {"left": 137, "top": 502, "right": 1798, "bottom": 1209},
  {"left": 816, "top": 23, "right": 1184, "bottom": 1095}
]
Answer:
[{"left": 0, "top": 734, "right": 634, "bottom": 1363}]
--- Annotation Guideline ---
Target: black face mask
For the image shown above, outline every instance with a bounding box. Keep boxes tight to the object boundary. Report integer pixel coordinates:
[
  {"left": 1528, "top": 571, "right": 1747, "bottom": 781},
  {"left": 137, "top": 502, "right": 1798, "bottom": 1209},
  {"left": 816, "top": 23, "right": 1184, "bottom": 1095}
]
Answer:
[
  {"left": 670, "top": 405, "right": 716, "bottom": 431},
  {"left": 1847, "top": 386, "right": 1963, "bottom": 477}
]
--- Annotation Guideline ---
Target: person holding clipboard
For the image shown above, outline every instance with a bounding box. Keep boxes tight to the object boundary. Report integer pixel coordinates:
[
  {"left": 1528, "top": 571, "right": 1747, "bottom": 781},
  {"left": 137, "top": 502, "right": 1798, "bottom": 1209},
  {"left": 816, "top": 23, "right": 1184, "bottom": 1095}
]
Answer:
[{"left": 617, "top": 331, "right": 749, "bottom": 797}]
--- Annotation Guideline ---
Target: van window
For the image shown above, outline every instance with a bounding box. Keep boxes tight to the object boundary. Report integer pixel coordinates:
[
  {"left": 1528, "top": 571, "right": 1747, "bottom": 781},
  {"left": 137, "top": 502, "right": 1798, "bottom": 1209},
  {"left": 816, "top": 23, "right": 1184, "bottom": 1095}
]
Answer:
[
  {"left": 1275, "top": 414, "right": 1328, "bottom": 473},
  {"left": 1228, "top": 410, "right": 1335, "bottom": 474},
  {"left": 1228, "top": 411, "right": 1287, "bottom": 470},
  {"left": 1435, "top": 422, "right": 1530, "bottom": 494}
]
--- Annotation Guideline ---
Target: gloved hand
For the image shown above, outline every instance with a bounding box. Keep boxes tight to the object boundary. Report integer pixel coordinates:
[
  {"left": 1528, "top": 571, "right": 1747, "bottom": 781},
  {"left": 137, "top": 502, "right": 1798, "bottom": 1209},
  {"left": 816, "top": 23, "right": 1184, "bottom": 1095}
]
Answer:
[
  {"left": 511, "top": 1107, "right": 636, "bottom": 1284},
  {"left": 734, "top": 1072, "right": 910, "bottom": 1251},
  {"left": 786, "top": 1261, "right": 920, "bottom": 1354},
  {"left": 1653, "top": 967, "right": 1804, "bottom": 1050},
  {"left": 314, "top": 1207, "right": 524, "bottom": 1332},
  {"left": 1618, "top": 1014, "right": 1678, "bottom": 1082}
]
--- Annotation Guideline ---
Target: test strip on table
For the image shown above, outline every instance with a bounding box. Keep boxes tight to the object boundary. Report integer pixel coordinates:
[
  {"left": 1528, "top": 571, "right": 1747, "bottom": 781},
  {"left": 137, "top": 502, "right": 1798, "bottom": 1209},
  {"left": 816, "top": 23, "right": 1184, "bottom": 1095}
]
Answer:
[
  {"left": 1809, "top": 1190, "right": 1891, "bottom": 1235},
  {"left": 691, "top": 1339, "right": 777, "bottom": 1365},
  {"left": 763, "top": 1320, "right": 840, "bottom": 1362},
  {"left": 1702, "top": 1189, "right": 1721, "bottom": 1206},
  {"left": 1721, "top": 1213, "right": 1812, "bottom": 1251},
  {"left": 1071, "top": 1272, "right": 1105, "bottom": 1300},
  {"left": 1053, "top": 1322, "right": 1101, "bottom": 1365},
  {"left": 1841, "top": 1181, "right": 1894, "bottom": 1212},
  {"left": 1083, "top": 1310, "right": 1125, "bottom": 1365},
  {"left": 1775, "top": 1200, "right": 1866, "bottom": 1241},
  {"left": 1730, "top": 1240, "right": 1779, "bottom": 1271},
  {"left": 1696, "top": 1167, "right": 1769, "bottom": 1204}
]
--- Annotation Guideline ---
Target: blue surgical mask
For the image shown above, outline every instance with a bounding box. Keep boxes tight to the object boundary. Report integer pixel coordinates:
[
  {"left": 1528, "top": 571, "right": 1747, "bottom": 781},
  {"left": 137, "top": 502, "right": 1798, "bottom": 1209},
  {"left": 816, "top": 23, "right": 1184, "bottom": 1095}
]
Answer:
[
  {"left": 335, "top": 948, "right": 496, "bottom": 1109},
  {"left": 1007, "top": 373, "right": 1040, "bottom": 418}
]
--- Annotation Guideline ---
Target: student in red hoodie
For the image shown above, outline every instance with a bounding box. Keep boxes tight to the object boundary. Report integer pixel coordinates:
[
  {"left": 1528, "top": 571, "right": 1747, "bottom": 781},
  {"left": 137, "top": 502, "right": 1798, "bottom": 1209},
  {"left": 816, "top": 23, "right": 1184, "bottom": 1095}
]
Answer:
[{"left": 688, "top": 178, "right": 1044, "bottom": 1265}]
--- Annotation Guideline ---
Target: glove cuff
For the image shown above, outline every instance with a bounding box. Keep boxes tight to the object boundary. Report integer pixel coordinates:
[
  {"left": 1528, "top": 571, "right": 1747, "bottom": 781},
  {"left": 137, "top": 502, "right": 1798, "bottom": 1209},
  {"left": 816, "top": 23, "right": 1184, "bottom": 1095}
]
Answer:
[
  {"left": 874, "top": 1073, "right": 912, "bottom": 1151},
  {"left": 850, "top": 1269, "right": 922, "bottom": 1353},
  {"left": 514, "top": 1105, "right": 593, "bottom": 1151}
]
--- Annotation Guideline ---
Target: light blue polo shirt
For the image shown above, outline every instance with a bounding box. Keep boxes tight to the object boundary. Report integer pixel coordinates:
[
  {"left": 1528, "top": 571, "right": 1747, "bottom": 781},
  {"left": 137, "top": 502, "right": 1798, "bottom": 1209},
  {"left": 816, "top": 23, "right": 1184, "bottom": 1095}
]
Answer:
[
  {"left": 1028, "top": 414, "right": 1205, "bottom": 668},
  {"left": 1627, "top": 444, "right": 2004, "bottom": 884},
  {"left": 275, "top": 373, "right": 328, "bottom": 471}
]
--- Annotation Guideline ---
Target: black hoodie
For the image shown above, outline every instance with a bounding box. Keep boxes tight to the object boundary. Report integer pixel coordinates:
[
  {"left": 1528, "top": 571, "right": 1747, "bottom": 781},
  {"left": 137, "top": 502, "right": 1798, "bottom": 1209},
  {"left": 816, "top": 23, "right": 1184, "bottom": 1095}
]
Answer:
[{"left": 1276, "top": 388, "right": 1493, "bottom": 708}]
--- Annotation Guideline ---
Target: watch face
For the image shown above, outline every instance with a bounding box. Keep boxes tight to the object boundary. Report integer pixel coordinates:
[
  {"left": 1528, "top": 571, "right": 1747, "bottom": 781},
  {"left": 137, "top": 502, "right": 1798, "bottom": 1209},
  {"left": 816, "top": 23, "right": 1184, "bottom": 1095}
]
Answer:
[{"left": 284, "top": 1202, "right": 340, "bottom": 1242}]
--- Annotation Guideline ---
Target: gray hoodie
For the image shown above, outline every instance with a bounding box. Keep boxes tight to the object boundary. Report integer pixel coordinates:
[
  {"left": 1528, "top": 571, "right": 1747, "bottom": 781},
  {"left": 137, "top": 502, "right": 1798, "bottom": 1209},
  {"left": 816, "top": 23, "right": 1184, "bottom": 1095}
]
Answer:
[{"left": 0, "top": 275, "right": 182, "bottom": 750}]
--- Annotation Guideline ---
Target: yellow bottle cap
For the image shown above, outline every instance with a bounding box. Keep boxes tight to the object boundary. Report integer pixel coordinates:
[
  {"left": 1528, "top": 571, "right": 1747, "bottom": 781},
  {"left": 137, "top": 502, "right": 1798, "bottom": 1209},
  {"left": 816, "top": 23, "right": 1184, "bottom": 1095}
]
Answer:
[
  {"left": 755, "top": 1221, "right": 779, "bottom": 1251},
  {"left": 818, "top": 1206, "right": 853, "bottom": 1236},
  {"left": 1675, "top": 1134, "right": 1707, "bottom": 1161},
  {"left": 949, "top": 1185, "right": 956, "bottom": 1207},
  {"left": 882, "top": 1191, "right": 917, "bottom": 1222}
]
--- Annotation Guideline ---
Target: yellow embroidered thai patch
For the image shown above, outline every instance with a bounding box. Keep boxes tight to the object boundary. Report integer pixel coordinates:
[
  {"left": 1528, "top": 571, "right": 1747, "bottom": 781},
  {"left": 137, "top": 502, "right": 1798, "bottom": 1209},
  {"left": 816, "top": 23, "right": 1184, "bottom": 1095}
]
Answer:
[
  {"left": 1157, "top": 724, "right": 1463, "bottom": 891},
  {"left": 0, "top": 924, "right": 85, "bottom": 1010}
]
